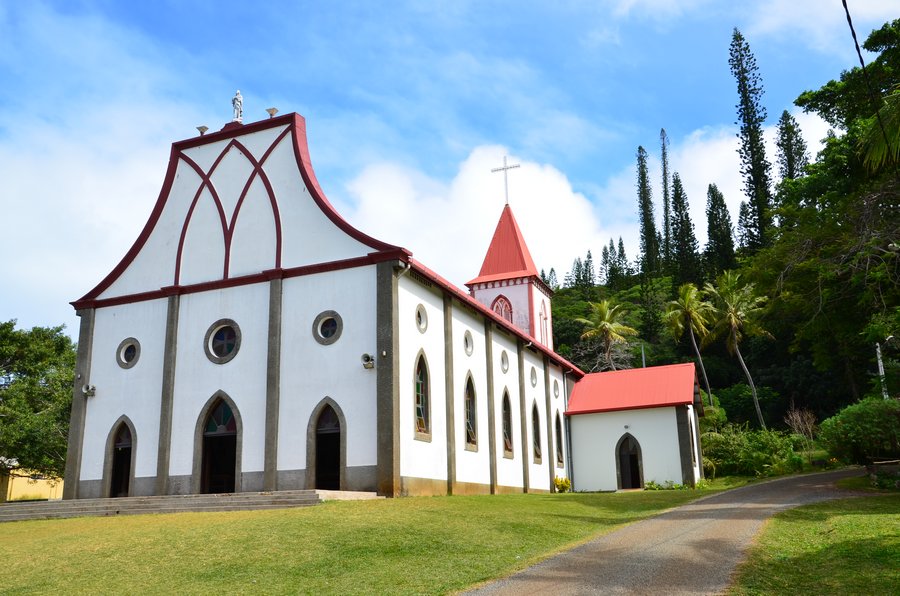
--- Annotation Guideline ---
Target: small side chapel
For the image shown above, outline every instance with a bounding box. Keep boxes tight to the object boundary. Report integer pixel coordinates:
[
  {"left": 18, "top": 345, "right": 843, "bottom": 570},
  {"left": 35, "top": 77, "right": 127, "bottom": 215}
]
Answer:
[{"left": 63, "top": 103, "right": 703, "bottom": 499}]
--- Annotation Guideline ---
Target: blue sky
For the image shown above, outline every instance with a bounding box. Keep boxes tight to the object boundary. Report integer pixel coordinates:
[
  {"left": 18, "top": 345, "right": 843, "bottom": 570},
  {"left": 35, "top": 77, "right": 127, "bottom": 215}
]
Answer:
[{"left": 1, "top": 1, "right": 895, "bottom": 337}]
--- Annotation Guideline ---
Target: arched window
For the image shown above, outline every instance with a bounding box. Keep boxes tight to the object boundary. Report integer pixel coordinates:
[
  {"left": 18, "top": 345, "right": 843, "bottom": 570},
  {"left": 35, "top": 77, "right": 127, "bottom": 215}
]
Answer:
[
  {"left": 492, "top": 295, "right": 513, "bottom": 323},
  {"left": 555, "top": 413, "right": 564, "bottom": 467},
  {"left": 539, "top": 301, "right": 549, "bottom": 345},
  {"left": 532, "top": 402, "right": 542, "bottom": 462},
  {"left": 414, "top": 355, "right": 430, "bottom": 435},
  {"left": 502, "top": 391, "right": 513, "bottom": 456},
  {"left": 464, "top": 377, "right": 477, "bottom": 447}
]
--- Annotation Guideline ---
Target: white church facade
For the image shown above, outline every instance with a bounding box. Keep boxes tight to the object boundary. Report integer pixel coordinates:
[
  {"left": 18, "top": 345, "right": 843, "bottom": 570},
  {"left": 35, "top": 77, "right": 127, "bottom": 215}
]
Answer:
[{"left": 63, "top": 111, "right": 578, "bottom": 499}]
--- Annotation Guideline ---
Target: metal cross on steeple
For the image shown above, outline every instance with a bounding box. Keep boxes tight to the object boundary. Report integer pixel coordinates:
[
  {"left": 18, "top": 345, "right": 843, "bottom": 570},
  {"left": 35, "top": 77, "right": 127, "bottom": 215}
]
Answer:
[{"left": 491, "top": 156, "right": 520, "bottom": 205}]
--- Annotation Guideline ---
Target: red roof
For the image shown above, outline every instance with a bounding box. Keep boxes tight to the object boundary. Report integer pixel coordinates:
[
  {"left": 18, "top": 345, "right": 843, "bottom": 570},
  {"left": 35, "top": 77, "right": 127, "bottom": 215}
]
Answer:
[
  {"left": 566, "top": 363, "right": 701, "bottom": 415},
  {"left": 466, "top": 204, "right": 540, "bottom": 286}
]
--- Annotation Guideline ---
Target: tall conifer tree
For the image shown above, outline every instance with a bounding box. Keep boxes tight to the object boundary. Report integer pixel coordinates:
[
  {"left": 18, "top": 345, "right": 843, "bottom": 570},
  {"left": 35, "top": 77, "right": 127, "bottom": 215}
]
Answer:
[
  {"left": 660, "top": 129, "right": 673, "bottom": 270},
  {"left": 671, "top": 173, "right": 701, "bottom": 287},
  {"left": 704, "top": 183, "right": 736, "bottom": 279},
  {"left": 729, "top": 28, "right": 773, "bottom": 251},
  {"left": 636, "top": 146, "right": 659, "bottom": 274},
  {"left": 617, "top": 237, "right": 630, "bottom": 276},
  {"left": 775, "top": 110, "right": 809, "bottom": 180}
]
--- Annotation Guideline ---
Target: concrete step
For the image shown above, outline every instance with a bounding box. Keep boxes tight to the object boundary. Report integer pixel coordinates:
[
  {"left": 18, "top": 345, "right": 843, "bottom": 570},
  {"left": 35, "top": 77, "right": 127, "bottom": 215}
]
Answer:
[{"left": 0, "top": 489, "right": 382, "bottom": 522}]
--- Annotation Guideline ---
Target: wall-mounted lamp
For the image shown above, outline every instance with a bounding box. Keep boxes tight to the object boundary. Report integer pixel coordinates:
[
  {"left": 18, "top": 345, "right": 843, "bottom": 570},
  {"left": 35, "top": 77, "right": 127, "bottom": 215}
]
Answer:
[
  {"left": 266, "top": 107, "right": 279, "bottom": 119},
  {"left": 82, "top": 384, "right": 96, "bottom": 397},
  {"left": 197, "top": 126, "right": 209, "bottom": 136},
  {"left": 361, "top": 353, "right": 375, "bottom": 369}
]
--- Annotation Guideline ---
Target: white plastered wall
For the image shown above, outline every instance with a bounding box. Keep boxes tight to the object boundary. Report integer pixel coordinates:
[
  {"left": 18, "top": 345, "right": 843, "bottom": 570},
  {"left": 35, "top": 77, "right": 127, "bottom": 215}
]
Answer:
[
  {"left": 277, "top": 267, "right": 378, "bottom": 471},
  {"left": 491, "top": 330, "right": 523, "bottom": 489},
  {"left": 547, "top": 366, "right": 568, "bottom": 480},
  {"left": 522, "top": 349, "right": 550, "bottom": 491},
  {"left": 80, "top": 299, "right": 168, "bottom": 481},
  {"left": 569, "top": 407, "right": 684, "bottom": 491},
  {"left": 450, "top": 305, "right": 490, "bottom": 487},
  {"left": 168, "top": 283, "right": 270, "bottom": 476},
  {"left": 473, "top": 282, "right": 532, "bottom": 338},
  {"left": 397, "top": 275, "right": 448, "bottom": 482}
]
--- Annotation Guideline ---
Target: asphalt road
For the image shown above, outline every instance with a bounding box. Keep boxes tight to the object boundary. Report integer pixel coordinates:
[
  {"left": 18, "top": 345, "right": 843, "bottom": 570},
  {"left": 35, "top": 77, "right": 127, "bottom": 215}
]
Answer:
[{"left": 465, "top": 468, "right": 868, "bottom": 595}]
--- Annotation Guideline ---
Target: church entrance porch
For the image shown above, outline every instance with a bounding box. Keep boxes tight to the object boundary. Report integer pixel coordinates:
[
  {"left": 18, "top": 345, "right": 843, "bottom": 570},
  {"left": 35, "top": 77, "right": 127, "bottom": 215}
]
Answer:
[
  {"left": 201, "top": 400, "right": 238, "bottom": 493},
  {"left": 616, "top": 434, "right": 643, "bottom": 490},
  {"left": 315, "top": 405, "right": 341, "bottom": 490}
]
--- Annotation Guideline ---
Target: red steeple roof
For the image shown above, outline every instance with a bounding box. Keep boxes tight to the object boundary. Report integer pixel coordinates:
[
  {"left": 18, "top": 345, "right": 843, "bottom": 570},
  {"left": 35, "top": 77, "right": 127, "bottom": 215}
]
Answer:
[{"left": 466, "top": 204, "right": 540, "bottom": 286}]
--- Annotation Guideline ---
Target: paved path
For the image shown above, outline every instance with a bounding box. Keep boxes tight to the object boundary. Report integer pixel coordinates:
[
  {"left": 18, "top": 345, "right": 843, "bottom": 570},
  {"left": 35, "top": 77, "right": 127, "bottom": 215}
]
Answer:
[{"left": 466, "top": 469, "right": 869, "bottom": 595}]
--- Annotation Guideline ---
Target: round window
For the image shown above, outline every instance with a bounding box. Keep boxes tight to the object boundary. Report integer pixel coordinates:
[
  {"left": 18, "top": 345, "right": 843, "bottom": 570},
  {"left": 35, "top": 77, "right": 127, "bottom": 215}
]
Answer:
[
  {"left": 415, "top": 304, "right": 428, "bottom": 333},
  {"left": 500, "top": 350, "right": 509, "bottom": 373},
  {"left": 531, "top": 367, "right": 538, "bottom": 387},
  {"left": 312, "top": 311, "right": 343, "bottom": 345},
  {"left": 464, "top": 330, "right": 474, "bottom": 356},
  {"left": 116, "top": 338, "right": 140, "bottom": 369},
  {"left": 204, "top": 319, "right": 241, "bottom": 364}
]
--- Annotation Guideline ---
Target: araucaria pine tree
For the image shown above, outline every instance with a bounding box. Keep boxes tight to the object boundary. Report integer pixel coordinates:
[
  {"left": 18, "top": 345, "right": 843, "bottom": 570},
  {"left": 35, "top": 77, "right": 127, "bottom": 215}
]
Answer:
[
  {"left": 636, "top": 146, "right": 660, "bottom": 274},
  {"left": 670, "top": 173, "right": 701, "bottom": 287},
  {"left": 660, "top": 129, "right": 673, "bottom": 270},
  {"left": 729, "top": 28, "right": 774, "bottom": 251},
  {"left": 775, "top": 110, "right": 809, "bottom": 180},
  {"left": 704, "top": 184, "right": 736, "bottom": 279}
]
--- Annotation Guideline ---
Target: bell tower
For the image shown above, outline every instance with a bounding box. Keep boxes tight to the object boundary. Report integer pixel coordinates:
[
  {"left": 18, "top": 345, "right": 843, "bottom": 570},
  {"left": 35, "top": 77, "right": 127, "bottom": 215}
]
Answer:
[{"left": 466, "top": 204, "right": 554, "bottom": 349}]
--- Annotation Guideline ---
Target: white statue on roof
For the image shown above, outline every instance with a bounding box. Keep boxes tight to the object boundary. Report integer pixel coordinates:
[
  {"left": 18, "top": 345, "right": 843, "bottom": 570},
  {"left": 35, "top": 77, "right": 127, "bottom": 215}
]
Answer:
[{"left": 232, "top": 90, "right": 243, "bottom": 123}]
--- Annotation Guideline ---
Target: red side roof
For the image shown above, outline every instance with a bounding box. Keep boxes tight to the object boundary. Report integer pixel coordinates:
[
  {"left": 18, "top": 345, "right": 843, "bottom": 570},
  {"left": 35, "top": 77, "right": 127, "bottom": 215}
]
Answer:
[
  {"left": 466, "top": 204, "right": 540, "bottom": 286},
  {"left": 566, "top": 363, "right": 700, "bottom": 415}
]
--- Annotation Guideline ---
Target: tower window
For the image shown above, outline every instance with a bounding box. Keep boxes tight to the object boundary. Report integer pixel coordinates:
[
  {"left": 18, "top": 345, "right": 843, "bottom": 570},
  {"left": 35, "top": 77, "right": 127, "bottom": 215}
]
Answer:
[{"left": 491, "top": 295, "right": 513, "bottom": 323}]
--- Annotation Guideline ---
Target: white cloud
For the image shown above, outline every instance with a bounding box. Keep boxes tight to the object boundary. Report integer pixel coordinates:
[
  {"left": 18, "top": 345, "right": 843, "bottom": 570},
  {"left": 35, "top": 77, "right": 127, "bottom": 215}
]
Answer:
[
  {"left": 747, "top": 0, "right": 896, "bottom": 56},
  {"left": 342, "top": 146, "right": 609, "bottom": 287}
]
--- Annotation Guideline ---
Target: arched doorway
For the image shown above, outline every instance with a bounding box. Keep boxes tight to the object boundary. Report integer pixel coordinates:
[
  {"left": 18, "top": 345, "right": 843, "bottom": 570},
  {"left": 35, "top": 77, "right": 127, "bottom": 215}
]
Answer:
[
  {"left": 616, "top": 434, "right": 643, "bottom": 489},
  {"left": 315, "top": 405, "right": 341, "bottom": 490},
  {"left": 201, "top": 400, "right": 237, "bottom": 493},
  {"left": 110, "top": 423, "right": 132, "bottom": 497}
]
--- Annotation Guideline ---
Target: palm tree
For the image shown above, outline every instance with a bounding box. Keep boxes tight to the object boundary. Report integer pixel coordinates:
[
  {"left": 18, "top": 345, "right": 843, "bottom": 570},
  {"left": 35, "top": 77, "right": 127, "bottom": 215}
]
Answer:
[
  {"left": 576, "top": 300, "right": 638, "bottom": 371},
  {"left": 664, "top": 283, "right": 715, "bottom": 406},
  {"left": 704, "top": 271, "right": 771, "bottom": 429}
]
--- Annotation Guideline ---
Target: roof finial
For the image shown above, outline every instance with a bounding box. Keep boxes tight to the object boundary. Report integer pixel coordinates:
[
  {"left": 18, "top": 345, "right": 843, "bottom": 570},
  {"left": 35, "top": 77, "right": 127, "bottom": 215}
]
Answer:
[
  {"left": 491, "top": 155, "right": 520, "bottom": 205},
  {"left": 232, "top": 90, "right": 243, "bottom": 123}
]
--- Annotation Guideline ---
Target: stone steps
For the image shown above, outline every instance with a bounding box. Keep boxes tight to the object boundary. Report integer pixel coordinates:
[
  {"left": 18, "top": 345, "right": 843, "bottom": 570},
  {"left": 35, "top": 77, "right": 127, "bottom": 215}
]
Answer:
[{"left": 0, "top": 490, "right": 380, "bottom": 523}]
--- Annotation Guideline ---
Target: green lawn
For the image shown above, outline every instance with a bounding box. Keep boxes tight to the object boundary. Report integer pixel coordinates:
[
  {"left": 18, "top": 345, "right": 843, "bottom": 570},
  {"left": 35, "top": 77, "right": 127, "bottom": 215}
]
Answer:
[
  {"left": 0, "top": 491, "right": 703, "bottom": 594},
  {"left": 729, "top": 494, "right": 900, "bottom": 595}
]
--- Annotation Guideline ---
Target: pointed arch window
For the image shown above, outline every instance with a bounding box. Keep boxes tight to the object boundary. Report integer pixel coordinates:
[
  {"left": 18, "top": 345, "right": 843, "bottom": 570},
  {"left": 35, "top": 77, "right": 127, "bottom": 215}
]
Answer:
[
  {"left": 464, "top": 377, "right": 477, "bottom": 448},
  {"left": 492, "top": 295, "right": 513, "bottom": 323},
  {"left": 532, "top": 402, "right": 542, "bottom": 463},
  {"left": 502, "top": 391, "right": 513, "bottom": 457},
  {"left": 414, "top": 355, "right": 430, "bottom": 437},
  {"left": 539, "top": 301, "right": 549, "bottom": 345},
  {"left": 555, "top": 413, "right": 564, "bottom": 467}
]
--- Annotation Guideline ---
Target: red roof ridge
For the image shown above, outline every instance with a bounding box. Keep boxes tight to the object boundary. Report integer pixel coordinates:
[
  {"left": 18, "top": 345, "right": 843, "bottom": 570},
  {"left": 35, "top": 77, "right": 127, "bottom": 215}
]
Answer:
[
  {"left": 466, "top": 204, "right": 539, "bottom": 287},
  {"left": 566, "top": 362, "right": 700, "bottom": 415}
]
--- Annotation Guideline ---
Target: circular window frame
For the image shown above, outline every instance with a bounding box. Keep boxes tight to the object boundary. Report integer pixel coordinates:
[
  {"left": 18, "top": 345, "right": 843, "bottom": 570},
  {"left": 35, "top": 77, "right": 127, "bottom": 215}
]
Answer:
[
  {"left": 553, "top": 379, "right": 560, "bottom": 398},
  {"left": 204, "top": 319, "right": 241, "bottom": 364},
  {"left": 463, "top": 330, "right": 474, "bottom": 356},
  {"left": 116, "top": 337, "right": 141, "bottom": 369},
  {"left": 531, "top": 366, "right": 538, "bottom": 387},
  {"left": 415, "top": 304, "right": 428, "bottom": 334},
  {"left": 312, "top": 310, "right": 343, "bottom": 346},
  {"left": 500, "top": 350, "right": 509, "bottom": 373}
]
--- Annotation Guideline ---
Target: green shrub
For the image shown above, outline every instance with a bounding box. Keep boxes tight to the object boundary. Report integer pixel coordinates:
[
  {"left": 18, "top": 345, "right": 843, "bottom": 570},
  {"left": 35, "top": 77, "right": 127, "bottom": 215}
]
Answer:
[
  {"left": 819, "top": 398, "right": 900, "bottom": 464},
  {"left": 701, "top": 425, "right": 799, "bottom": 477},
  {"left": 716, "top": 383, "right": 779, "bottom": 427}
]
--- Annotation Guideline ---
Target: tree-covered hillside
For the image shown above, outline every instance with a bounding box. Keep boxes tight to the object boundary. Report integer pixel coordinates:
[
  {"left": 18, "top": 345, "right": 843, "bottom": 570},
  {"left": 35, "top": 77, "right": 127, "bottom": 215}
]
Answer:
[{"left": 548, "top": 20, "right": 900, "bottom": 429}]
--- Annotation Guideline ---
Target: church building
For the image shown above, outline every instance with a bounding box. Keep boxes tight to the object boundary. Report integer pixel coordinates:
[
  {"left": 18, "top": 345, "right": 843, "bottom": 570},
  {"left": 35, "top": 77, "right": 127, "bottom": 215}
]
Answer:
[{"left": 63, "top": 109, "right": 578, "bottom": 498}]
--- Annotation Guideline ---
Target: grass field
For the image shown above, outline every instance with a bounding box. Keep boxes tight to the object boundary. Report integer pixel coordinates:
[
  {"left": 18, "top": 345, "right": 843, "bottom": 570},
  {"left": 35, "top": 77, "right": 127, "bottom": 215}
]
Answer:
[
  {"left": 729, "top": 493, "right": 900, "bottom": 595},
  {"left": 0, "top": 490, "right": 704, "bottom": 594}
]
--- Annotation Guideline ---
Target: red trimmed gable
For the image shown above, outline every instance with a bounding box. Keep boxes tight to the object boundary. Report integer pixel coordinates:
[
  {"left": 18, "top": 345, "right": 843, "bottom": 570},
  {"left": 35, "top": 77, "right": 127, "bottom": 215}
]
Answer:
[
  {"left": 566, "top": 363, "right": 701, "bottom": 415},
  {"left": 466, "top": 204, "right": 539, "bottom": 286}
]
